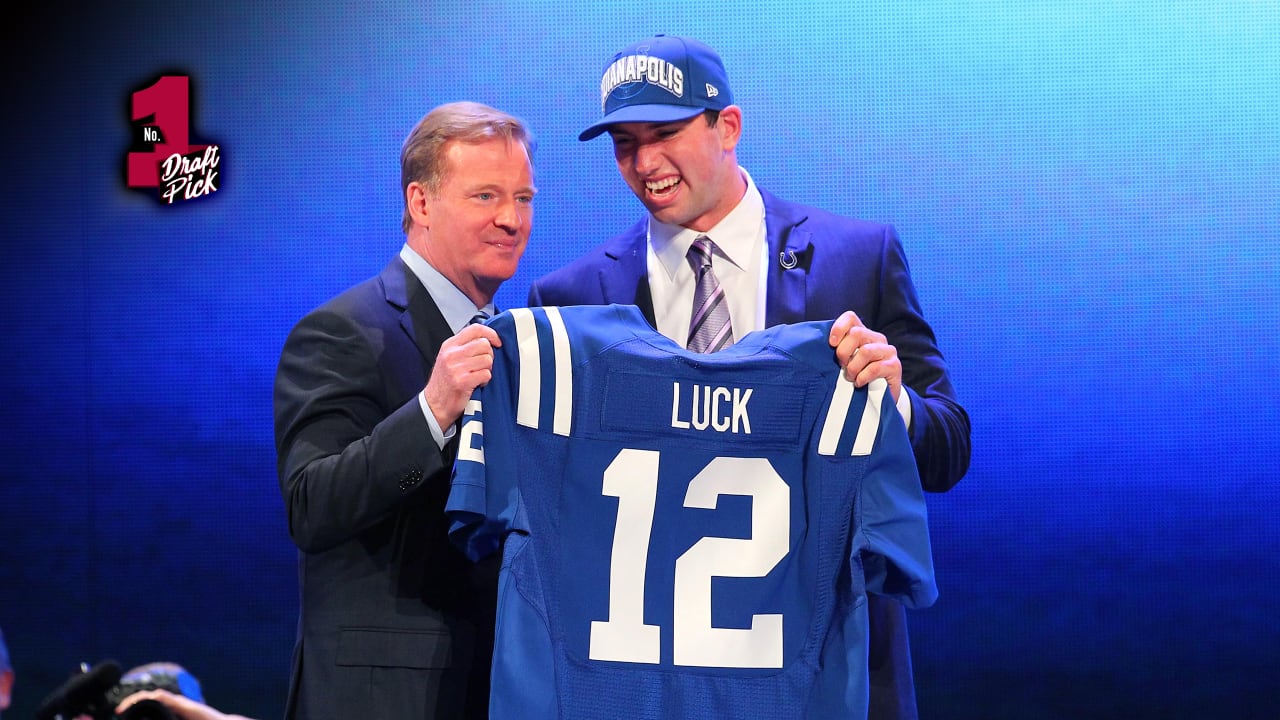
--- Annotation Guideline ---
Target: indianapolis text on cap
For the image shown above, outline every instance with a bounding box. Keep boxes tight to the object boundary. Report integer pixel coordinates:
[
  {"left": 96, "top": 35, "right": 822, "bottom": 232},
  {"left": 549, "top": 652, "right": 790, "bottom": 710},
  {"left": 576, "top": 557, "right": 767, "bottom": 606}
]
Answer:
[{"left": 600, "top": 54, "right": 684, "bottom": 108}]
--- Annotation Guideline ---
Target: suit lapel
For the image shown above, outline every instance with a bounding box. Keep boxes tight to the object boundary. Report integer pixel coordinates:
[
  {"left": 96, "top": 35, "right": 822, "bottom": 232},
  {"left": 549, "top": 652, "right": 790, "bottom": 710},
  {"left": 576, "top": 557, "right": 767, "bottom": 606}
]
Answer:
[
  {"left": 380, "top": 256, "right": 453, "bottom": 368},
  {"left": 762, "top": 190, "right": 812, "bottom": 327},
  {"left": 599, "top": 218, "right": 657, "bottom": 325},
  {"left": 606, "top": 197, "right": 813, "bottom": 329}
]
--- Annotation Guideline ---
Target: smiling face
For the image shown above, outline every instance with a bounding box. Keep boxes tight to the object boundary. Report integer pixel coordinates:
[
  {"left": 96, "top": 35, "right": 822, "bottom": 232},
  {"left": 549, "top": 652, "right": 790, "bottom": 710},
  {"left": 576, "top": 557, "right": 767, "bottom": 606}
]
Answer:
[
  {"left": 408, "top": 137, "right": 535, "bottom": 306},
  {"left": 607, "top": 106, "right": 746, "bottom": 232}
]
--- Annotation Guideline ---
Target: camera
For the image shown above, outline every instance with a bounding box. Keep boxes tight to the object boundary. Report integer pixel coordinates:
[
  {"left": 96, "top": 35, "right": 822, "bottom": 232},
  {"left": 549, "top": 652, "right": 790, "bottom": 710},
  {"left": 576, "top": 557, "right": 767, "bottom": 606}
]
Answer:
[{"left": 36, "top": 660, "right": 202, "bottom": 720}]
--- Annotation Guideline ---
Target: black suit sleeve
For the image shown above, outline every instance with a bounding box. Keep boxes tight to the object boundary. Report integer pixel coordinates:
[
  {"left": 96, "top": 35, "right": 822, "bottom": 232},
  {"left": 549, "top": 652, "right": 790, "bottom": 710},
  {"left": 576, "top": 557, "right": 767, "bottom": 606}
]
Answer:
[
  {"left": 274, "top": 305, "right": 446, "bottom": 553},
  {"left": 874, "top": 229, "right": 971, "bottom": 493}
]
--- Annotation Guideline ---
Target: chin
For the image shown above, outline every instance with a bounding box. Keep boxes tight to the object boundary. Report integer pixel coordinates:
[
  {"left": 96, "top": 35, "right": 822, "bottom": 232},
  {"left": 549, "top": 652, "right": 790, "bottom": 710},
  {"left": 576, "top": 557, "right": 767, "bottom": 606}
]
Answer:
[
  {"left": 650, "top": 207, "right": 694, "bottom": 228},
  {"left": 480, "top": 259, "right": 521, "bottom": 282}
]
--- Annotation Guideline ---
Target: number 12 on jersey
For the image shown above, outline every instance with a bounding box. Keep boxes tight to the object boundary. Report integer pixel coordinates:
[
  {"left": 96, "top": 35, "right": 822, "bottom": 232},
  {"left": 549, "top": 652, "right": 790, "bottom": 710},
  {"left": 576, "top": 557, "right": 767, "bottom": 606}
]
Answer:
[{"left": 588, "top": 449, "right": 790, "bottom": 669}]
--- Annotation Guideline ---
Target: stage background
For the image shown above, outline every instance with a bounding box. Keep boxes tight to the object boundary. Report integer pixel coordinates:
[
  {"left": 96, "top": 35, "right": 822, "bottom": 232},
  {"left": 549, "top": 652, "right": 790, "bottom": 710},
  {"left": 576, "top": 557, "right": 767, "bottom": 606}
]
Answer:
[{"left": 2, "top": 2, "right": 1277, "bottom": 718}]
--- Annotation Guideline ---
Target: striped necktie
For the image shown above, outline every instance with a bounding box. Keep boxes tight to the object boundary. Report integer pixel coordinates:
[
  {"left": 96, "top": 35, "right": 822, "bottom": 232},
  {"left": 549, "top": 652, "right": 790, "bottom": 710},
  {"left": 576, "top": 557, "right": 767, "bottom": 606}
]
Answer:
[{"left": 686, "top": 236, "right": 734, "bottom": 353}]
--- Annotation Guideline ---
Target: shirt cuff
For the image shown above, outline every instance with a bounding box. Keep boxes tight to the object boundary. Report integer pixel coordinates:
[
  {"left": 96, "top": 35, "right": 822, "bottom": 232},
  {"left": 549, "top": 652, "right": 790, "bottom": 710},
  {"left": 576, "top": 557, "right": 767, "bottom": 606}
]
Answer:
[
  {"left": 419, "top": 391, "right": 455, "bottom": 450},
  {"left": 896, "top": 388, "right": 912, "bottom": 429}
]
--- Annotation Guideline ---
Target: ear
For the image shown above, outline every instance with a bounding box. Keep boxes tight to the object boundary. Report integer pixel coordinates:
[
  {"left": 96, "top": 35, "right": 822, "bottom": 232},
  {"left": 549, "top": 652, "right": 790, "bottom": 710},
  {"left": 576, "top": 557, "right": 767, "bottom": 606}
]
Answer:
[
  {"left": 716, "top": 105, "right": 743, "bottom": 152},
  {"left": 406, "top": 181, "right": 431, "bottom": 228}
]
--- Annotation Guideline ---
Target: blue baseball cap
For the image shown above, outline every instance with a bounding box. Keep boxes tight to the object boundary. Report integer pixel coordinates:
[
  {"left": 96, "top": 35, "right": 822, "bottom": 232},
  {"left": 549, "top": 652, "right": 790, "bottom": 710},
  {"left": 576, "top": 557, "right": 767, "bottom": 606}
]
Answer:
[{"left": 579, "top": 35, "right": 734, "bottom": 141}]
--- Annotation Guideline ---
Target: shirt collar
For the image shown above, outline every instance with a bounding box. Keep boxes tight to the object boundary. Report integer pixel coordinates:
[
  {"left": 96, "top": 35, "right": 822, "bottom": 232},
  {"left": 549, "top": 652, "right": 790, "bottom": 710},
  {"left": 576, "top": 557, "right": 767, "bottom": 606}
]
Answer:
[
  {"left": 649, "top": 167, "right": 765, "bottom": 279},
  {"left": 399, "top": 244, "right": 494, "bottom": 333}
]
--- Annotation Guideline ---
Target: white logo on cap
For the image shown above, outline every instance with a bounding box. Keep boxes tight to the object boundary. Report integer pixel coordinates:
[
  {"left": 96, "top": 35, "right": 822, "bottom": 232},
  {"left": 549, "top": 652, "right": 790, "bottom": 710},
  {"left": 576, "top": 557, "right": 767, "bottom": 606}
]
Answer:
[
  {"left": 599, "top": 54, "right": 685, "bottom": 109},
  {"left": 706, "top": 83, "right": 719, "bottom": 98}
]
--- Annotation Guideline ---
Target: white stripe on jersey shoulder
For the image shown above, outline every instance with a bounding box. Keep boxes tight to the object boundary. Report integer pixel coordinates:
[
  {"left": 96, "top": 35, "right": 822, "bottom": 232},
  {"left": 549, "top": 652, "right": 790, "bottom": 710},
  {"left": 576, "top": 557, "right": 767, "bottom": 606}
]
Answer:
[
  {"left": 818, "top": 371, "right": 856, "bottom": 456},
  {"left": 509, "top": 307, "right": 573, "bottom": 436},
  {"left": 818, "top": 375, "right": 887, "bottom": 456},
  {"left": 511, "top": 308, "right": 541, "bottom": 429},
  {"left": 851, "top": 378, "right": 888, "bottom": 456},
  {"left": 544, "top": 307, "right": 573, "bottom": 436}
]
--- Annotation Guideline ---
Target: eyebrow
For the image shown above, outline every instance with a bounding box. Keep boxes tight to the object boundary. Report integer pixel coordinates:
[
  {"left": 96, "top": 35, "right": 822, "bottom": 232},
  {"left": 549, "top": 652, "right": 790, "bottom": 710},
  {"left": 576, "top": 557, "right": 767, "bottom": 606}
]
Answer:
[
  {"left": 462, "top": 182, "right": 537, "bottom": 195},
  {"left": 616, "top": 116, "right": 697, "bottom": 136},
  {"left": 650, "top": 119, "right": 688, "bottom": 131}
]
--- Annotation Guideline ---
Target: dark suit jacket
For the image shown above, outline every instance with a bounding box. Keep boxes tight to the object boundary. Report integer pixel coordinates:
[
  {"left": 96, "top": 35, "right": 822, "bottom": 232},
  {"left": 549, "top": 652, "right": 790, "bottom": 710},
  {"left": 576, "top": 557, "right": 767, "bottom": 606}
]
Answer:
[
  {"left": 274, "top": 256, "right": 496, "bottom": 720},
  {"left": 528, "top": 189, "right": 970, "bottom": 719}
]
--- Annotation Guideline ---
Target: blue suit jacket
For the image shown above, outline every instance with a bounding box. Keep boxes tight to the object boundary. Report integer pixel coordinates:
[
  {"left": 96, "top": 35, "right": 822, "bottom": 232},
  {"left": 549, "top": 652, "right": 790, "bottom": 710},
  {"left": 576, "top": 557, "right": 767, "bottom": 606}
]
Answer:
[
  {"left": 274, "top": 256, "right": 496, "bottom": 720},
  {"left": 530, "top": 190, "right": 969, "bottom": 491},
  {"left": 528, "top": 189, "right": 970, "bottom": 719}
]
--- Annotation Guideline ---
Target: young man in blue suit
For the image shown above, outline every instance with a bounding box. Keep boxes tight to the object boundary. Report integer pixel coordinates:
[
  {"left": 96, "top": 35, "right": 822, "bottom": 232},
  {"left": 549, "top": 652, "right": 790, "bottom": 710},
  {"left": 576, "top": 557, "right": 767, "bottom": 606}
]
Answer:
[
  {"left": 529, "top": 35, "right": 970, "bottom": 719},
  {"left": 275, "top": 102, "right": 535, "bottom": 719}
]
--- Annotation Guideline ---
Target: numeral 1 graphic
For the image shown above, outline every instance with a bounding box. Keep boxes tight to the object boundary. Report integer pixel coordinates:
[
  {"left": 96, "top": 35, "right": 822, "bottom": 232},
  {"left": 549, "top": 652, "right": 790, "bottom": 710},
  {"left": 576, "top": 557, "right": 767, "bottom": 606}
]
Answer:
[
  {"left": 589, "top": 450, "right": 789, "bottom": 668},
  {"left": 589, "top": 449, "right": 662, "bottom": 664},
  {"left": 127, "top": 76, "right": 205, "bottom": 188}
]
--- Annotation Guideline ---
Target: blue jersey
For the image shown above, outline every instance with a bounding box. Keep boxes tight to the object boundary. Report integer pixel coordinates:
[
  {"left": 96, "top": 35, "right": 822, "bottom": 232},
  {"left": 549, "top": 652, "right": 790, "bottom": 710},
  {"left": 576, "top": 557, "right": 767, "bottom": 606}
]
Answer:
[{"left": 447, "top": 304, "right": 936, "bottom": 719}]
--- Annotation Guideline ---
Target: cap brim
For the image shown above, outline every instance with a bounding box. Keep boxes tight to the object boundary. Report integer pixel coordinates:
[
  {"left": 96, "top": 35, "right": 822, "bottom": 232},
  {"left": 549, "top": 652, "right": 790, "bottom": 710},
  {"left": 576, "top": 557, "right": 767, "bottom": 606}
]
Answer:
[{"left": 578, "top": 104, "right": 707, "bottom": 141}]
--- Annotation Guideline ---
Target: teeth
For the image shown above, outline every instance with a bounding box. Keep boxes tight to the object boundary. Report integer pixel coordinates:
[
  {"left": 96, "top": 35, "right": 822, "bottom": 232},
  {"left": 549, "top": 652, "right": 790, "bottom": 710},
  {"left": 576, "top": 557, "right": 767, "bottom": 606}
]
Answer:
[{"left": 646, "top": 177, "right": 680, "bottom": 192}]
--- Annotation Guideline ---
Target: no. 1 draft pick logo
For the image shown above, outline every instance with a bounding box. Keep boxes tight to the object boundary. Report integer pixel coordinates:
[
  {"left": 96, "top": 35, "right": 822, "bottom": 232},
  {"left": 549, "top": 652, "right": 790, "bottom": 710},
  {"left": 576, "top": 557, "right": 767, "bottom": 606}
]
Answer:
[{"left": 125, "top": 75, "right": 222, "bottom": 204}]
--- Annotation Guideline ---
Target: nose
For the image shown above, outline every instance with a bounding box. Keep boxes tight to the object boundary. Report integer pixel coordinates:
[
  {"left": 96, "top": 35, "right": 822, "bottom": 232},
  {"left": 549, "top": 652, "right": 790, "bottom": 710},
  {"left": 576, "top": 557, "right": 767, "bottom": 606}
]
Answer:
[
  {"left": 494, "top": 198, "right": 524, "bottom": 233},
  {"left": 633, "top": 141, "right": 662, "bottom": 175}
]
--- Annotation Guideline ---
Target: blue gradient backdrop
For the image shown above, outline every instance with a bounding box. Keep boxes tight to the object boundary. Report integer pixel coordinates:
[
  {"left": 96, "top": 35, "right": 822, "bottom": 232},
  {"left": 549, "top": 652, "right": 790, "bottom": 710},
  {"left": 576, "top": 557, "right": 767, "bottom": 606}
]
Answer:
[{"left": 1, "top": 2, "right": 1277, "bottom": 718}]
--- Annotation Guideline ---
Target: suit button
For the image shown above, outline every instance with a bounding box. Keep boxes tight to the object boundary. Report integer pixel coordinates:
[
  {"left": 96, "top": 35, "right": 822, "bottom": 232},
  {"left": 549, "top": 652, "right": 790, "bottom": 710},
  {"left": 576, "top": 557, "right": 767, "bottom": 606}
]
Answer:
[{"left": 398, "top": 466, "right": 424, "bottom": 491}]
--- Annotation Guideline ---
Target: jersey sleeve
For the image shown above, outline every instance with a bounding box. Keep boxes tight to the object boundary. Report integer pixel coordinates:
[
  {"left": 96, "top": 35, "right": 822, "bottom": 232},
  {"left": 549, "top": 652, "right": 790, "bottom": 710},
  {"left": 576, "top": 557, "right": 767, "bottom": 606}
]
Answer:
[
  {"left": 446, "top": 313, "right": 527, "bottom": 562},
  {"left": 447, "top": 306, "right": 581, "bottom": 561},
  {"left": 853, "top": 379, "right": 938, "bottom": 609}
]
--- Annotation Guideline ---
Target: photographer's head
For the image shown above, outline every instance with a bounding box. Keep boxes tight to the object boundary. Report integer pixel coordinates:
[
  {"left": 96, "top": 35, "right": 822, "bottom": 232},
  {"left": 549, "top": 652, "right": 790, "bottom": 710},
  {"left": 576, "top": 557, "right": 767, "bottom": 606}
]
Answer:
[
  {"left": 36, "top": 659, "right": 205, "bottom": 720},
  {"left": 109, "top": 662, "right": 205, "bottom": 720},
  {"left": 117, "top": 663, "right": 203, "bottom": 705}
]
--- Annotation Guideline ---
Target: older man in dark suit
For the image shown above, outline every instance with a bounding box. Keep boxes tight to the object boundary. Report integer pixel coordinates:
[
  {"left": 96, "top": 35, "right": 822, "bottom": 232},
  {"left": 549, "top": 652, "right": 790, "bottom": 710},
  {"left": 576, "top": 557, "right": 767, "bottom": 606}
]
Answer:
[
  {"left": 274, "top": 101, "right": 535, "bottom": 719},
  {"left": 529, "top": 36, "right": 969, "bottom": 719}
]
